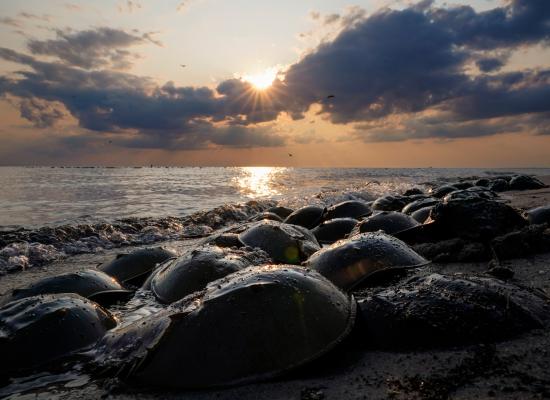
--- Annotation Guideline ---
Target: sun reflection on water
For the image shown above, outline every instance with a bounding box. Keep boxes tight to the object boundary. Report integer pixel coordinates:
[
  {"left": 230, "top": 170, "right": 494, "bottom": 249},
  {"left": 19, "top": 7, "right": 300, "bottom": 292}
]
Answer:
[{"left": 235, "top": 167, "right": 286, "bottom": 198}]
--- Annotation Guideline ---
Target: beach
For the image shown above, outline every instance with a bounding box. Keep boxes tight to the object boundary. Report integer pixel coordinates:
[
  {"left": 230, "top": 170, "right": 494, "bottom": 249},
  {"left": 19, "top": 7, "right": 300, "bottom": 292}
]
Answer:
[{"left": 1, "top": 174, "right": 549, "bottom": 399}]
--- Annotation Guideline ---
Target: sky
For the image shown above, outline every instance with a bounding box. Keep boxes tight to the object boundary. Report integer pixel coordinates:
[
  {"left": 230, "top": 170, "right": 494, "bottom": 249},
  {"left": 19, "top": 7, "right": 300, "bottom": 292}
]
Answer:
[{"left": 0, "top": 0, "right": 549, "bottom": 167}]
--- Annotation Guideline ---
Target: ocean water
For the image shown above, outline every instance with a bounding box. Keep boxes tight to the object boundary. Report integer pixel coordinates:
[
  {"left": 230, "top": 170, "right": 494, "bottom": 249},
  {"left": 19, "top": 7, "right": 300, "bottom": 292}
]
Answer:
[
  {"left": 3, "top": 166, "right": 549, "bottom": 229},
  {"left": 1, "top": 166, "right": 549, "bottom": 272}
]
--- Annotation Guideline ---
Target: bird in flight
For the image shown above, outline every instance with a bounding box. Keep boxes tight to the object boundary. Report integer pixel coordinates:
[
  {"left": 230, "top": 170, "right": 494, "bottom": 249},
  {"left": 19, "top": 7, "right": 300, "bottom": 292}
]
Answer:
[
  {"left": 288, "top": 153, "right": 293, "bottom": 157},
  {"left": 327, "top": 95, "right": 335, "bottom": 99},
  {"left": 180, "top": 64, "right": 187, "bottom": 68}
]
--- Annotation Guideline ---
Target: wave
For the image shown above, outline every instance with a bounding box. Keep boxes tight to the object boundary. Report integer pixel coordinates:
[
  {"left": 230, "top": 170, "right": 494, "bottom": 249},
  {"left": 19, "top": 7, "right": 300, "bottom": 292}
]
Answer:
[{"left": 0, "top": 200, "right": 275, "bottom": 274}]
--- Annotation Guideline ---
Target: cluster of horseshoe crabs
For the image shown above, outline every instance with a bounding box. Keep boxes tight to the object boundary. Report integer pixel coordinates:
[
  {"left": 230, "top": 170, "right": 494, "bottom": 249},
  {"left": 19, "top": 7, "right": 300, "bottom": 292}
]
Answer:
[{"left": 1, "top": 174, "right": 550, "bottom": 391}]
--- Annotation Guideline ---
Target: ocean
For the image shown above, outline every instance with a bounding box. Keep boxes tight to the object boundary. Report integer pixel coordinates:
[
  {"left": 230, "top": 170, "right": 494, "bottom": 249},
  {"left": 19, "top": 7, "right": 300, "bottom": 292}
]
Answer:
[
  {"left": 3, "top": 166, "right": 550, "bottom": 228},
  {"left": 1, "top": 166, "right": 549, "bottom": 272}
]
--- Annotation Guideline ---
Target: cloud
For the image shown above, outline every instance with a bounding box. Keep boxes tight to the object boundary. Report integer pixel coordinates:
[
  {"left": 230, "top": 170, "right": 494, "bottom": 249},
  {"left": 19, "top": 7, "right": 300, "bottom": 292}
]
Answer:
[
  {"left": 18, "top": 12, "right": 52, "bottom": 22},
  {"left": 26, "top": 27, "right": 160, "bottom": 70},
  {"left": 17, "top": 98, "right": 68, "bottom": 128},
  {"left": 309, "top": 11, "right": 321, "bottom": 21},
  {"left": 476, "top": 57, "right": 506, "bottom": 72},
  {"left": 1, "top": 0, "right": 549, "bottom": 149},
  {"left": 324, "top": 14, "right": 340, "bottom": 25},
  {"left": 118, "top": 1, "right": 142, "bottom": 13},
  {"left": 64, "top": 3, "right": 83, "bottom": 12},
  {"left": 0, "top": 17, "right": 22, "bottom": 28},
  {"left": 277, "top": 0, "right": 550, "bottom": 139},
  {"left": 0, "top": 48, "right": 287, "bottom": 150},
  {"left": 177, "top": 0, "right": 200, "bottom": 13}
]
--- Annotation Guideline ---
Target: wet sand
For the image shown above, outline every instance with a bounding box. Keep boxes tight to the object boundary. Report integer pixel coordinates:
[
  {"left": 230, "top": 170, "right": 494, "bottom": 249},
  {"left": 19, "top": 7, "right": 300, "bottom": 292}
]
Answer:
[{"left": 2, "top": 177, "right": 550, "bottom": 400}]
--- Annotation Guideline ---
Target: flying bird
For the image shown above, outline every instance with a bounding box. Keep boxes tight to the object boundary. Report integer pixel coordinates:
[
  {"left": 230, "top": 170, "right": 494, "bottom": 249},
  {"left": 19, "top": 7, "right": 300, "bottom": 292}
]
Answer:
[
  {"left": 288, "top": 153, "right": 293, "bottom": 157},
  {"left": 180, "top": 64, "right": 187, "bottom": 68},
  {"left": 327, "top": 95, "right": 335, "bottom": 99}
]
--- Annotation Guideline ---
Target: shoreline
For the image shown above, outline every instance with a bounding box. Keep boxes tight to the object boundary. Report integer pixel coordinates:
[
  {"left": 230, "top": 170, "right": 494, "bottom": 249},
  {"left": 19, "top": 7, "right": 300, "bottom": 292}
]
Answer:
[{"left": 1, "top": 176, "right": 550, "bottom": 399}]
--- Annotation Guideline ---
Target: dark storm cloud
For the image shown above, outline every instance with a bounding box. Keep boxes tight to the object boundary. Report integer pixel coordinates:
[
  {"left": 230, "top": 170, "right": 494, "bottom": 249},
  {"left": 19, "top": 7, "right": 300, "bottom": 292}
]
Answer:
[
  {"left": 17, "top": 98, "right": 67, "bottom": 128},
  {"left": 0, "top": 48, "right": 286, "bottom": 149},
  {"left": 475, "top": 57, "right": 506, "bottom": 72},
  {"left": 428, "top": 0, "right": 550, "bottom": 50},
  {"left": 277, "top": 0, "right": 550, "bottom": 140},
  {"left": 281, "top": 4, "right": 469, "bottom": 123},
  {"left": 1, "top": 0, "right": 550, "bottom": 148},
  {"left": 27, "top": 27, "right": 160, "bottom": 69}
]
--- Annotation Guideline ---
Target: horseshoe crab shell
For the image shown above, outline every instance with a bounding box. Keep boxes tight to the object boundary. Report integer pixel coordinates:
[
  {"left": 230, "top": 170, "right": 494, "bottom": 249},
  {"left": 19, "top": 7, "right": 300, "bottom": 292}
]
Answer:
[
  {"left": 442, "top": 188, "right": 495, "bottom": 202},
  {"left": 509, "top": 175, "right": 546, "bottom": 190},
  {"left": 401, "top": 197, "right": 439, "bottom": 214},
  {"left": 304, "top": 232, "right": 429, "bottom": 291},
  {"left": 266, "top": 206, "right": 294, "bottom": 219},
  {"left": 410, "top": 206, "right": 434, "bottom": 224},
  {"left": 350, "top": 211, "right": 419, "bottom": 235},
  {"left": 396, "top": 198, "right": 527, "bottom": 244},
  {"left": 1, "top": 269, "right": 132, "bottom": 307},
  {"left": 150, "top": 245, "right": 271, "bottom": 303},
  {"left": 250, "top": 212, "right": 283, "bottom": 222},
  {"left": 99, "top": 247, "right": 178, "bottom": 286},
  {"left": 357, "top": 273, "right": 550, "bottom": 348},
  {"left": 0, "top": 294, "right": 116, "bottom": 375},
  {"left": 284, "top": 205, "right": 325, "bottom": 229},
  {"left": 311, "top": 218, "right": 358, "bottom": 244},
  {"left": 323, "top": 200, "right": 372, "bottom": 221},
  {"left": 525, "top": 205, "right": 550, "bottom": 225},
  {"left": 238, "top": 220, "right": 320, "bottom": 264},
  {"left": 92, "top": 265, "right": 356, "bottom": 389},
  {"left": 489, "top": 178, "right": 509, "bottom": 192},
  {"left": 428, "top": 185, "right": 458, "bottom": 198},
  {"left": 371, "top": 195, "right": 408, "bottom": 212}
]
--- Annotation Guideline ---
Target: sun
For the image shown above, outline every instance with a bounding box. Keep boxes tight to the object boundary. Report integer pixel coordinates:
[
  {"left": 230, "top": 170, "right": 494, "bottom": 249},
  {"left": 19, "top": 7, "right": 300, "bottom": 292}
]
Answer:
[{"left": 243, "top": 68, "right": 278, "bottom": 90}]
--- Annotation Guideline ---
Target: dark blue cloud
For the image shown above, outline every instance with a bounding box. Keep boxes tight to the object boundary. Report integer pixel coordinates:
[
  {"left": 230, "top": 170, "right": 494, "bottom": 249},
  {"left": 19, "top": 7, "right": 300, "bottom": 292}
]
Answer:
[
  {"left": 0, "top": 0, "right": 549, "bottom": 147},
  {"left": 476, "top": 57, "right": 506, "bottom": 72},
  {"left": 27, "top": 27, "right": 160, "bottom": 69}
]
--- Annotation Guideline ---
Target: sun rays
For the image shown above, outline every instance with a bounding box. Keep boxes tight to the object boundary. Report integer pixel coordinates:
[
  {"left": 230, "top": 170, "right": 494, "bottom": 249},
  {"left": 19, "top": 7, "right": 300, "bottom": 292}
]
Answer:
[
  {"left": 243, "top": 67, "right": 278, "bottom": 90},
  {"left": 221, "top": 67, "right": 287, "bottom": 124}
]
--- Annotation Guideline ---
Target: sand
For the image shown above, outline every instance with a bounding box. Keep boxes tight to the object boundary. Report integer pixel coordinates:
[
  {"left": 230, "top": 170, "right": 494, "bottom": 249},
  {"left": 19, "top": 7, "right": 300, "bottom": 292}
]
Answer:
[{"left": 2, "top": 177, "right": 550, "bottom": 400}]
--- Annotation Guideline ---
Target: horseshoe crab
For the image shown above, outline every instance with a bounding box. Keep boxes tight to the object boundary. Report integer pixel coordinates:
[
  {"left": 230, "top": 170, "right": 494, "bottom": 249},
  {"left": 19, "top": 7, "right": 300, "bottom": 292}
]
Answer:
[
  {"left": 239, "top": 221, "right": 320, "bottom": 264},
  {"left": 357, "top": 273, "right": 550, "bottom": 348},
  {"left": 475, "top": 178, "right": 490, "bottom": 187},
  {"left": 428, "top": 185, "right": 458, "bottom": 198},
  {"left": 304, "top": 232, "right": 429, "bottom": 291},
  {"left": 99, "top": 247, "right": 178, "bottom": 287},
  {"left": 442, "top": 189, "right": 495, "bottom": 202},
  {"left": 403, "top": 188, "right": 424, "bottom": 196},
  {"left": 509, "top": 175, "right": 546, "bottom": 190},
  {"left": 0, "top": 294, "right": 116, "bottom": 376},
  {"left": 450, "top": 181, "right": 474, "bottom": 190},
  {"left": 150, "top": 245, "right": 271, "bottom": 303},
  {"left": 489, "top": 178, "right": 509, "bottom": 192},
  {"left": 92, "top": 265, "right": 356, "bottom": 389},
  {"left": 284, "top": 205, "right": 325, "bottom": 229},
  {"left": 323, "top": 200, "right": 372, "bottom": 221},
  {"left": 350, "top": 211, "right": 419, "bottom": 235},
  {"left": 410, "top": 206, "right": 434, "bottom": 224},
  {"left": 525, "top": 205, "right": 550, "bottom": 225},
  {"left": 371, "top": 195, "right": 408, "bottom": 212},
  {"left": 250, "top": 212, "right": 283, "bottom": 222},
  {"left": 401, "top": 197, "right": 439, "bottom": 214},
  {"left": 397, "top": 198, "right": 527, "bottom": 244},
  {"left": 266, "top": 206, "right": 294, "bottom": 219},
  {"left": 311, "top": 218, "right": 358, "bottom": 244},
  {"left": 0, "top": 269, "right": 132, "bottom": 307}
]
